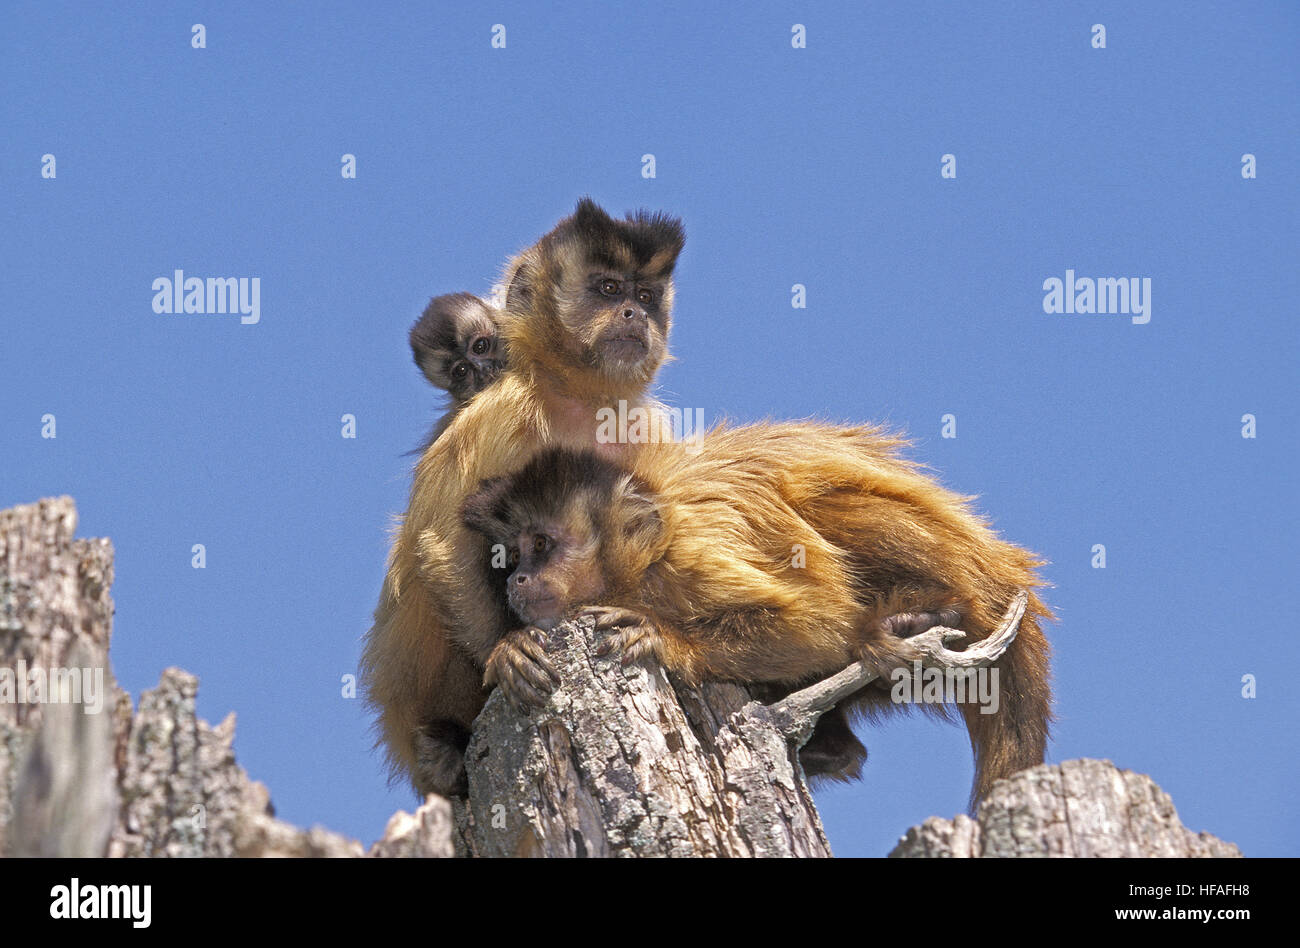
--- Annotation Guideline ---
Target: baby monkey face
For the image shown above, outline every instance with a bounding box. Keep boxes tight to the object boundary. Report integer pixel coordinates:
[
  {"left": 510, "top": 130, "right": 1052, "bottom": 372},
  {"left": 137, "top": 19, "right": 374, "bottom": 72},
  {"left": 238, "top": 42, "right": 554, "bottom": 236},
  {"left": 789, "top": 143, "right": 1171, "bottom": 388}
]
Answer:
[
  {"left": 410, "top": 293, "right": 506, "bottom": 405},
  {"left": 446, "top": 311, "right": 504, "bottom": 402}
]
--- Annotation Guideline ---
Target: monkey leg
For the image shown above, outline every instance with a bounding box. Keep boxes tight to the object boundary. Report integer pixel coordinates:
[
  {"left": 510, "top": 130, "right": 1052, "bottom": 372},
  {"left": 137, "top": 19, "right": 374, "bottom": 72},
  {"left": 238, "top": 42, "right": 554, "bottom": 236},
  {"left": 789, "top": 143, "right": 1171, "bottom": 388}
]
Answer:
[
  {"left": 414, "top": 720, "right": 472, "bottom": 797},
  {"left": 483, "top": 626, "right": 561, "bottom": 713}
]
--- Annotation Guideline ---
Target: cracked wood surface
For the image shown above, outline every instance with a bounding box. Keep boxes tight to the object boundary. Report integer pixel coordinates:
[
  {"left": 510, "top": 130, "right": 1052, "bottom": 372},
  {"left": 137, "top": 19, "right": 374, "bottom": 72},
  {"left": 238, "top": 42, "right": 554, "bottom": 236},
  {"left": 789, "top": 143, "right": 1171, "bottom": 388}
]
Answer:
[
  {"left": 459, "top": 615, "right": 831, "bottom": 857},
  {"left": 890, "top": 759, "right": 1242, "bottom": 857}
]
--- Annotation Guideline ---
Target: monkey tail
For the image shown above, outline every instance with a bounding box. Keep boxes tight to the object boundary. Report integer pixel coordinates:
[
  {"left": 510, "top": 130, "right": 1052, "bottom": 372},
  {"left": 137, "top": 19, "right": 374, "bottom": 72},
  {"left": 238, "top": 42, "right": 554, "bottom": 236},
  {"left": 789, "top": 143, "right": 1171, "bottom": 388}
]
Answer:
[{"left": 960, "top": 591, "right": 1054, "bottom": 811}]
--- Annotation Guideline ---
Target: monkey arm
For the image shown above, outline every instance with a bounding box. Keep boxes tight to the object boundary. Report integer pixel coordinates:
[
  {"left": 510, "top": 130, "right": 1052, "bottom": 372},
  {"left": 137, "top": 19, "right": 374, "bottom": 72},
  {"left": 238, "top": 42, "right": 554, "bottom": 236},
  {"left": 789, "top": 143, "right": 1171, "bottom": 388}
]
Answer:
[{"left": 362, "top": 378, "right": 542, "bottom": 788}]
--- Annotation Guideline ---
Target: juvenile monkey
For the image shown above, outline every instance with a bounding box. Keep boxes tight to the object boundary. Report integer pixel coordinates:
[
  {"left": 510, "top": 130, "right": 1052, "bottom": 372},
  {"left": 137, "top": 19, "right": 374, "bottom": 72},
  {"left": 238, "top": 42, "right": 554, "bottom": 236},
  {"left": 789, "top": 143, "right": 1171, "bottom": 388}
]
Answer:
[
  {"left": 408, "top": 293, "right": 506, "bottom": 445},
  {"left": 361, "top": 198, "right": 686, "bottom": 797},
  {"left": 461, "top": 430, "right": 1054, "bottom": 805},
  {"left": 410, "top": 292, "right": 505, "bottom": 406}
]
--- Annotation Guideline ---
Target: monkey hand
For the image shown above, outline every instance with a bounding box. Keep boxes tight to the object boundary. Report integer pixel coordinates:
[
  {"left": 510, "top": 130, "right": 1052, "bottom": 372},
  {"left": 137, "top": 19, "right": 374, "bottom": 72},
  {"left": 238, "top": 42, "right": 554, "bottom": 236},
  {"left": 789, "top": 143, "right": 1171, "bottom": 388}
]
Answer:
[
  {"left": 585, "top": 606, "right": 668, "bottom": 667},
  {"left": 483, "top": 627, "right": 561, "bottom": 714}
]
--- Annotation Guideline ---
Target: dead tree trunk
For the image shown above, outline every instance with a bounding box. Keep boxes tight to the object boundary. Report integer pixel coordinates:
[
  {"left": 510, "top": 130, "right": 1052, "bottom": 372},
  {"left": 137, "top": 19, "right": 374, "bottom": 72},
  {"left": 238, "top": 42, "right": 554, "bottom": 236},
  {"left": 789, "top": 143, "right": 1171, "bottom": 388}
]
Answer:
[
  {"left": 0, "top": 496, "right": 439, "bottom": 858},
  {"left": 458, "top": 615, "right": 831, "bottom": 856}
]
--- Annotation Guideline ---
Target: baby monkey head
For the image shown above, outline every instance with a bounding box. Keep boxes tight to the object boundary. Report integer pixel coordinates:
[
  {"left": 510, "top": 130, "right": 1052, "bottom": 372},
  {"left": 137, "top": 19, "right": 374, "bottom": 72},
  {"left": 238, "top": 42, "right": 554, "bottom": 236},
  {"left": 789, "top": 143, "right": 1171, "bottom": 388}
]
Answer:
[
  {"left": 462, "top": 448, "right": 665, "bottom": 628},
  {"left": 410, "top": 293, "right": 505, "bottom": 405},
  {"left": 506, "top": 198, "right": 685, "bottom": 389}
]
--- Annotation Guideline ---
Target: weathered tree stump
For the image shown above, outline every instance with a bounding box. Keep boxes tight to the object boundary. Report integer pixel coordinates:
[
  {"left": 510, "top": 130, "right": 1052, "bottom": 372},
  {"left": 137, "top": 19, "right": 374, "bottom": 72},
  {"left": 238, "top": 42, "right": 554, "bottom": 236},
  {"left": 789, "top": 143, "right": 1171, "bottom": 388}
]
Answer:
[
  {"left": 890, "top": 758, "right": 1242, "bottom": 857},
  {"left": 459, "top": 616, "right": 831, "bottom": 857}
]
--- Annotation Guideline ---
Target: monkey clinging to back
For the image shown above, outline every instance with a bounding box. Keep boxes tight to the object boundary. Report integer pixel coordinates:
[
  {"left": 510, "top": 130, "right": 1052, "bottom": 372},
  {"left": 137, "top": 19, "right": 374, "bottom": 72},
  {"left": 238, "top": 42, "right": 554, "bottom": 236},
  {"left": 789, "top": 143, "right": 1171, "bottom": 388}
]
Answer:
[
  {"left": 409, "top": 292, "right": 506, "bottom": 445},
  {"left": 461, "top": 428, "right": 1054, "bottom": 806}
]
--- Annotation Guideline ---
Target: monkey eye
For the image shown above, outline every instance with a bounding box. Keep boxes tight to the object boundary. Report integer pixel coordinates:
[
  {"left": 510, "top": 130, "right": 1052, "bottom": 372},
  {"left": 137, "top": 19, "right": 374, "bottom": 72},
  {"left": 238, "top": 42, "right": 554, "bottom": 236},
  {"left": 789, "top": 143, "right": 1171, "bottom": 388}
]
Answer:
[
  {"left": 470, "top": 336, "right": 490, "bottom": 356},
  {"left": 532, "top": 535, "right": 550, "bottom": 556},
  {"left": 599, "top": 279, "right": 620, "bottom": 296},
  {"left": 637, "top": 287, "right": 654, "bottom": 304},
  {"left": 507, "top": 548, "right": 520, "bottom": 567},
  {"left": 451, "top": 361, "right": 469, "bottom": 380}
]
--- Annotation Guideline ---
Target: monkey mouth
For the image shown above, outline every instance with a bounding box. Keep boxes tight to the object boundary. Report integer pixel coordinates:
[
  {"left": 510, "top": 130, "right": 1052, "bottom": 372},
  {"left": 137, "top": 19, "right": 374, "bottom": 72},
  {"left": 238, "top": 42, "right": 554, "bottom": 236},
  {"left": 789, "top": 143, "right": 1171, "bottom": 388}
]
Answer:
[
  {"left": 600, "top": 333, "right": 649, "bottom": 362},
  {"left": 511, "top": 592, "right": 561, "bottom": 622}
]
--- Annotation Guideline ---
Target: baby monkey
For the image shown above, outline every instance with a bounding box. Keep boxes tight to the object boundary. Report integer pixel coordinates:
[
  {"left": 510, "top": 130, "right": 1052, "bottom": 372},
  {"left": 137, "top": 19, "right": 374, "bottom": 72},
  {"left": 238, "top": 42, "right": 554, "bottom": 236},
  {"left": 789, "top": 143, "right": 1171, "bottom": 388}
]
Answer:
[
  {"left": 409, "top": 293, "right": 506, "bottom": 444},
  {"left": 462, "top": 430, "right": 1054, "bottom": 805}
]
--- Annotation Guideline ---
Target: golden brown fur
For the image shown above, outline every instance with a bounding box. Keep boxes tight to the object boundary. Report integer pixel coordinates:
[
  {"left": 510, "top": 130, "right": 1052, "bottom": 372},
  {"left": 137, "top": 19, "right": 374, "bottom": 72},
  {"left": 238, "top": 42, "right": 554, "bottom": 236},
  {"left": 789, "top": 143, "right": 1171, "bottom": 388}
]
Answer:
[
  {"left": 361, "top": 198, "right": 685, "bottom": 795},
  {"left": 462, "top": 423, "right": 1054, "bottom": 805}
]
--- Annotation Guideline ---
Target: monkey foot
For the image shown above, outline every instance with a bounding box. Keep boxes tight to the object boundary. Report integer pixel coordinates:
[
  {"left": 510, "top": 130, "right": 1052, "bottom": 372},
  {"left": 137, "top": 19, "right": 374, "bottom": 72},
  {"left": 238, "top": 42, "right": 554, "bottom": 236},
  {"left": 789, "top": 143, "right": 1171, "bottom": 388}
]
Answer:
[
  {"left": 878, "top": 607, "right": 963, "bottom": 639},
  {"left": 860, "top": 607, "right": 967, "bottom": 682},
  {"left": 484, "top": 627, "right": 561, "bottom": 714},
  {"left": 584, "top": 606, "right": 667, "bottom": 667},
  {"left": 799, "top": 710, "right": 867, "bottom": 784},
  {"left": 414, "top": 721, "right": 470, "bottom": 797}
]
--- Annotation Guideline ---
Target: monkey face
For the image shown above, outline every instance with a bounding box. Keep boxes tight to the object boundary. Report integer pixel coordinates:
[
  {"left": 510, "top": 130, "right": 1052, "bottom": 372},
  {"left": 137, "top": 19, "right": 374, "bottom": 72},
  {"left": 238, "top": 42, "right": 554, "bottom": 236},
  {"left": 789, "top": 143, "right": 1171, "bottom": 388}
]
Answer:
[
  {"left": 498, "top": 522, "right": 606, "bottom": 627},
  {"left": 463, "top": 448, "right": 668, "bottom": 626},
  {"left": 410, "top": 293, "right": 506, "bottom": 404},
  {"left": 507, "top": 199, "right": 684, "bottom": 387},
  {"left": 563, "top": 269, "right": 671, "bottom": 376},
  {"left": 447, "top": 316, "right": 504, "bottom": 403}
]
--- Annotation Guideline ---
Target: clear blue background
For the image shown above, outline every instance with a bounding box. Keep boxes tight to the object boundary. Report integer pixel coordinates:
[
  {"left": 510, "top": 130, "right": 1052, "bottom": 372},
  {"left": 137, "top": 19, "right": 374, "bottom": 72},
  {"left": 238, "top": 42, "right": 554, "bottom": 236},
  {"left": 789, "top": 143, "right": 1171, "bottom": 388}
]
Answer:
[{"left": 3, "top": 2, "right": 1296, "bottom": 857}]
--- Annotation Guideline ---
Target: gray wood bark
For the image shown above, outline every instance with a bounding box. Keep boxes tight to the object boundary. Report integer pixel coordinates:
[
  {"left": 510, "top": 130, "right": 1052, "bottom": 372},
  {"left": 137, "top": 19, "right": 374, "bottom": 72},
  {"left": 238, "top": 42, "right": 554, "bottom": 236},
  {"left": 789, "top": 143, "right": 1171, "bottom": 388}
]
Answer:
[
  {"left": 889, "top": 758, "right": 1242, "bottom": 857},
  {"left": 0, "top": 496, "right": 445, "bottom": 858},
  {"left": 1, "top": 497, "right": 120, "bottom": 856},
  {"left": 459, "top": 615, "right": 832, "bottom": 857}
]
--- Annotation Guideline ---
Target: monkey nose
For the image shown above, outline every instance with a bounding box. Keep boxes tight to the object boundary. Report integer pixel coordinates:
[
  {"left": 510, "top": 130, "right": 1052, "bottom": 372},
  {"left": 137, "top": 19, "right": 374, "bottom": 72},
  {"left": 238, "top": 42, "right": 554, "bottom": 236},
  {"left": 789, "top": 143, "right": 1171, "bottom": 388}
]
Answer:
[{"left": 622, "top": 308, "right": 641, "bottom": 320}]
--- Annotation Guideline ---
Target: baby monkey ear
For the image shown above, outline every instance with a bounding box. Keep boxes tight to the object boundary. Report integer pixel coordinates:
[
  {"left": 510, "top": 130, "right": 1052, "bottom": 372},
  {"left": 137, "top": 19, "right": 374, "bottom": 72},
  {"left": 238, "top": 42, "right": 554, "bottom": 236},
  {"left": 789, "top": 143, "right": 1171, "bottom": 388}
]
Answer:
[{"left": 461, "top": 477, "right": 511, "bottom": 538}]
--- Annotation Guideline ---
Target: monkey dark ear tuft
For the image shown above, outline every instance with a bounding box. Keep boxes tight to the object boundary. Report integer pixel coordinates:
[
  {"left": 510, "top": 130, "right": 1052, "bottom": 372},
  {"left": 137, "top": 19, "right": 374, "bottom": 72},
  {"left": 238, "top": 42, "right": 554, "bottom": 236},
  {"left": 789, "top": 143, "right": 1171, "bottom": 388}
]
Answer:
[
  {"left": 573, "top": 196, "right": 613, "bottom": 229},
  {"left": 640, "top": 211, "right": 685, "bottom": 272},
  {"left": 462, "top": 477, "right": 511, "bottom": 537},
  {"left": 566, "top": 197, "right": 623, "bottom": 252}
]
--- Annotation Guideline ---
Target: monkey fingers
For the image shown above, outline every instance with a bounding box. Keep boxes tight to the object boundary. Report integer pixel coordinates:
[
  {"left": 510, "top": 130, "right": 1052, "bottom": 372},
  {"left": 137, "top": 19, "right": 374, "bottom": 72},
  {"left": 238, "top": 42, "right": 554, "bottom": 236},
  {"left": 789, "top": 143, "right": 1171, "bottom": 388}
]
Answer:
[
  {"left": 483, "top": 627, "right": 561, "bottom": 714},
  {"left": 585, "top": 607, "right": 666, "bottom": 667}
]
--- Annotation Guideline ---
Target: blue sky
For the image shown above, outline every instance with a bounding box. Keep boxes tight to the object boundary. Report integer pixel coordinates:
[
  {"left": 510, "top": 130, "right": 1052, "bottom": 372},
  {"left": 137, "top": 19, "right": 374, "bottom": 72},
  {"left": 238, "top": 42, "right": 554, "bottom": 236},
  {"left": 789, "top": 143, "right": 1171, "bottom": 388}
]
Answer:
[{"left": 3, "top": 2, "right": 1296, "bottom": 856}]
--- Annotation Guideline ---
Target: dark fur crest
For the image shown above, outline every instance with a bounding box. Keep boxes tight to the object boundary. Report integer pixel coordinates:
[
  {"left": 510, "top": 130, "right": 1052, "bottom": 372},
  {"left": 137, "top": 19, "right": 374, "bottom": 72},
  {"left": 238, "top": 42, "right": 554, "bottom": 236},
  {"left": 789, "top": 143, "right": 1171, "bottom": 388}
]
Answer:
[
  {"left": 462, "top": 448, "right": 630, "bottom": 541},
  {"left": 560, "top": 197, "right": 686, "bottom": 277}
]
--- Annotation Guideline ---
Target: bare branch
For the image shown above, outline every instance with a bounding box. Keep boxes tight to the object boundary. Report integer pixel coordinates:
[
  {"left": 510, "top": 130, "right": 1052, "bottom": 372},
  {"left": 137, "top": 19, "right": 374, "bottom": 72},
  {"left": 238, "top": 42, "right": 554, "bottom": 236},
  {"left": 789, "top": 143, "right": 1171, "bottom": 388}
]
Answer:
[{"left": 765, "top": 590, "right": 1029, "bottom": 743}]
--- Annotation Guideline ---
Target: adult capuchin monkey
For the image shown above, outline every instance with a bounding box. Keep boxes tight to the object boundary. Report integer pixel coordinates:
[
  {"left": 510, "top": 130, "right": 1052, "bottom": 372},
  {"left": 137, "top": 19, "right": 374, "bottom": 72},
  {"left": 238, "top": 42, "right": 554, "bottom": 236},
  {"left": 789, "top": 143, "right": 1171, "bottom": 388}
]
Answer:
[
  {"left": 460, "top": 436, "right": 1054, "bottom": 807},
  {"left": 361, "top": 199, "right": 687, "bottom": 796}
]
